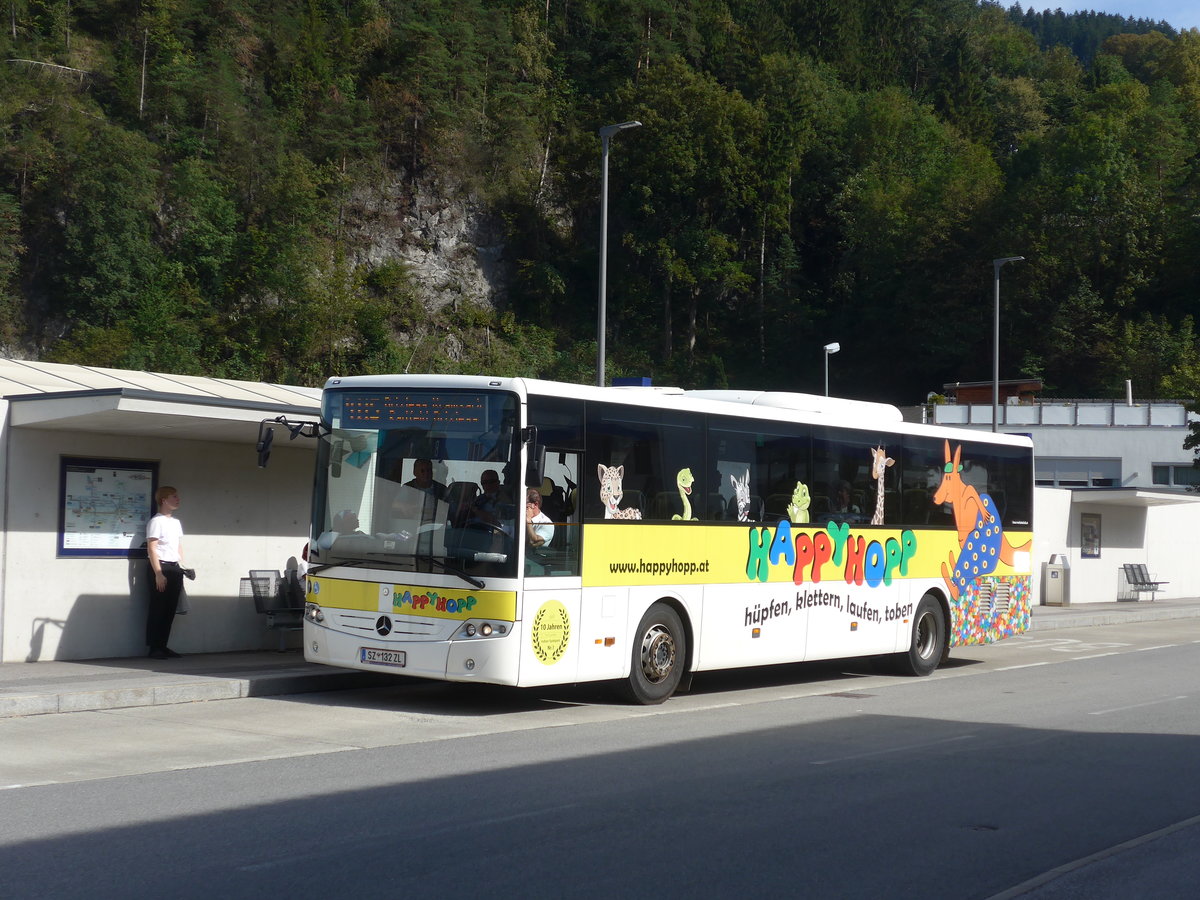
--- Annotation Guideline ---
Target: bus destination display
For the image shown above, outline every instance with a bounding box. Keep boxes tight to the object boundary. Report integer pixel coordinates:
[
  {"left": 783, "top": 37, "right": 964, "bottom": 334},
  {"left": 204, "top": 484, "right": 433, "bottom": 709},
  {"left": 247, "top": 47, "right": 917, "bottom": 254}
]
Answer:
[{"left": 339, "top": 392, "right": 489, "bottom": 429}]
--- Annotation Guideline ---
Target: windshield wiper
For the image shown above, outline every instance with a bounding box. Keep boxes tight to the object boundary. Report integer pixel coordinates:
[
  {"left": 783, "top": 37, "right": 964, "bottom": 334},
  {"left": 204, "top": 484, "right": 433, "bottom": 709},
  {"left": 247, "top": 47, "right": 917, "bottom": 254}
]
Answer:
[
  {"left": 307, "top": 556, "right": 394, "bottom": 574},
  {"left": 422, "top": 556, "right": 486, "bottom": 589},
  {"left": 311, "top": 554, "right": 485, "bottom": 589}
]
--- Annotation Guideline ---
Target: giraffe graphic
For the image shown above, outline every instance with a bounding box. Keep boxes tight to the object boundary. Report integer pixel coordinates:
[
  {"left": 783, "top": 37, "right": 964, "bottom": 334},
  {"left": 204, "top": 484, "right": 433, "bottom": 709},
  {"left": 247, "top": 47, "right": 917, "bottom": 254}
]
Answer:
[{"left": 869, "top": 446, "right": 894, "bottom": 525}]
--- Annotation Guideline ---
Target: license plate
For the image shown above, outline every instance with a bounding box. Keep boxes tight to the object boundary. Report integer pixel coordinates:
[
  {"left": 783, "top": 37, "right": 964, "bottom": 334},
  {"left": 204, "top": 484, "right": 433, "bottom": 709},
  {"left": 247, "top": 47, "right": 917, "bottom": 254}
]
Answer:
[{"left": 360, "top": 647, "right": 406, "bottom": 667}]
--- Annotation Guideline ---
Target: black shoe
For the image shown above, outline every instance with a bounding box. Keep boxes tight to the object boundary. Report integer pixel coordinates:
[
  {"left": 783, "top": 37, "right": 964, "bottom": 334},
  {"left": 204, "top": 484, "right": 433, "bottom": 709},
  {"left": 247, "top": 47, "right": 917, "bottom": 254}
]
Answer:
[
  {"left": 148, "top": 649, "right": 169, "bottom": 660},
  {"left": 164, "top": 648, "right": 182, "bottom": 658}
]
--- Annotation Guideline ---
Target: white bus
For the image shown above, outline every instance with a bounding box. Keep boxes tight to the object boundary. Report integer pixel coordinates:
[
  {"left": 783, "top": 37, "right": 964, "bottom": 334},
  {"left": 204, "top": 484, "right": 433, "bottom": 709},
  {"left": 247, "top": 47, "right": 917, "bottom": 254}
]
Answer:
[{"left": 301, "top": 375, "right": 1033, "bottom": 703}]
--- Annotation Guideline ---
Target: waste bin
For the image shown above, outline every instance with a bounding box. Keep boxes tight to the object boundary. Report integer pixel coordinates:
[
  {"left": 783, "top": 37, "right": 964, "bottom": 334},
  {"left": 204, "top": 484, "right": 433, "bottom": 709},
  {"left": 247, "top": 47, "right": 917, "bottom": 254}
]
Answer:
[{"left": 1042, "top": 554, "right": 1070, "bottom": 607}]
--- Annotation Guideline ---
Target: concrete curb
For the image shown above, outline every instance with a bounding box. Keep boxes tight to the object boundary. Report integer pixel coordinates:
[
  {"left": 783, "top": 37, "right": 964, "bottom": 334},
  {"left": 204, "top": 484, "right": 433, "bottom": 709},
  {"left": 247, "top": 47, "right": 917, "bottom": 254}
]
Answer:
[
  {"left": 0, "top": 668, "right": 394, "bottom": 719},
  {"left": 1031, "top": 603, "right": 1200, "bottom": 631}
]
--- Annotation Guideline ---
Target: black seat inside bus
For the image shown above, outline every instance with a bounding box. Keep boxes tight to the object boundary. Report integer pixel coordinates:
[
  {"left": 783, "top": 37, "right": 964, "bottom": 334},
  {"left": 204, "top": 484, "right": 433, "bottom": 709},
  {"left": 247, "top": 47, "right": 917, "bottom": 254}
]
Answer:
[{"left": 445, "top": 482, "right": 479, "bottom": 527}]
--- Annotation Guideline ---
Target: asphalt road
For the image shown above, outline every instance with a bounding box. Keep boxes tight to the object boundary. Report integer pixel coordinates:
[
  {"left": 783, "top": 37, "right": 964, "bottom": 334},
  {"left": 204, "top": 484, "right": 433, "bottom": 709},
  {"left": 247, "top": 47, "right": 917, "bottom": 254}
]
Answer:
[{"left": 2, "top": 619, "right": 1199, "bottom": 899}]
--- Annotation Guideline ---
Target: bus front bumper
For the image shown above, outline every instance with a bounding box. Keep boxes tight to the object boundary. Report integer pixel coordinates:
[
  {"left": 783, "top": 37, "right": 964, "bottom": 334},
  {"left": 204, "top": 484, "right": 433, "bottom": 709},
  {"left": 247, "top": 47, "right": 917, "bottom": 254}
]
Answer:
[{"left": 303, "top": 618, "right": 521, "bottom": 685}]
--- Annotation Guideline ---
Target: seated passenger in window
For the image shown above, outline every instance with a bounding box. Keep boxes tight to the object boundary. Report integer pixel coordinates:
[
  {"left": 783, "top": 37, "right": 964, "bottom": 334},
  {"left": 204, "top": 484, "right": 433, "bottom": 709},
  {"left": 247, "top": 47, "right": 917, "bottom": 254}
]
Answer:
[
  {"left": 525, "top": 488, "right": 555, "bottom": 550},
  {"left": 405, "top": 457, "right": 447, "bottom": 502},
  {"left": 830, "top": 480, "right": 863, "bottom": 523},
  {"left": 470, "top": 469, "right": 515, "bottom": 535}
]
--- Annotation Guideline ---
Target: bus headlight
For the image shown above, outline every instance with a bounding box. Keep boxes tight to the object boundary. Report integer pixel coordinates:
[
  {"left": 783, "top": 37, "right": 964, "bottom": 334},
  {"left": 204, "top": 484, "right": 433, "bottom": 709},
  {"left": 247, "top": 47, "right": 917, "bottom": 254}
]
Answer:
[
  {"left": 456, "top": 620, "right": 508, "bottom": 640},
  {"left": 305, "top": 602, "right": 324, "bottom": 624}
]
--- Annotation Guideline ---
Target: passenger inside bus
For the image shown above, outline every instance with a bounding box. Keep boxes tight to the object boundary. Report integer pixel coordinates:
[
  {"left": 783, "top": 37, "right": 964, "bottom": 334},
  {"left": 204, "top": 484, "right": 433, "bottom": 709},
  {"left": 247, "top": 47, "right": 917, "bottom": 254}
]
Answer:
[
  {"left": 469, "top": 469, "right": 514, "bottom": 535},
  {"left": 404, "top": 457, "right": 447, "bottom": 502},
  {"left": 829, "top": 480, "right": 863, "bottom": 524}
]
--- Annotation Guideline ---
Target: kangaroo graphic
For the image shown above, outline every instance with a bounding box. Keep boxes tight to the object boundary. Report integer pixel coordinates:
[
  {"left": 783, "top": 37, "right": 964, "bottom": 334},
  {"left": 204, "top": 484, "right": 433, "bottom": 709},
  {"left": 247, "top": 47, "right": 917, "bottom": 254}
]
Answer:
[
  {"left": 597, "top": 464, "right": 642, "bottom": 519},
  {"left": 933, "top": 440, "right": 1031, "bottom": 600}
]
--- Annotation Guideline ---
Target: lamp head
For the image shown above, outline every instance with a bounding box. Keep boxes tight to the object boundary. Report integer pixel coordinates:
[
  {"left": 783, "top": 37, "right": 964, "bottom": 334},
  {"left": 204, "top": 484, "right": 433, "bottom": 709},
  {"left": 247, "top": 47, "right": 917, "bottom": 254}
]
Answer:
[
  {"left": 824, "top": 342, "right": 840, "bottom": 354},
  {"left": 599, "top": 121, "right": 643, "bottom": 139}
]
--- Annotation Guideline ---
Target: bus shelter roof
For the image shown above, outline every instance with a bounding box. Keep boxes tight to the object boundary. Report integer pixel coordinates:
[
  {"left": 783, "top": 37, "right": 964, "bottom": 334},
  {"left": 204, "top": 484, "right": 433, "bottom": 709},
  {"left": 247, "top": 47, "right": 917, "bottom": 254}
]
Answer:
[{"left": 0, "top": 358, "right": 320, "bottom": 445}]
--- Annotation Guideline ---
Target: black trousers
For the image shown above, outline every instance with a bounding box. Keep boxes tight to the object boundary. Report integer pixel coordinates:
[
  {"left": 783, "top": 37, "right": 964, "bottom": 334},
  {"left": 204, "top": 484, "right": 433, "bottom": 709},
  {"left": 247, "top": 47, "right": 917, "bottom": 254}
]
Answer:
[{"left": 146, "top": 562, "right": 184, "bottom": 650}]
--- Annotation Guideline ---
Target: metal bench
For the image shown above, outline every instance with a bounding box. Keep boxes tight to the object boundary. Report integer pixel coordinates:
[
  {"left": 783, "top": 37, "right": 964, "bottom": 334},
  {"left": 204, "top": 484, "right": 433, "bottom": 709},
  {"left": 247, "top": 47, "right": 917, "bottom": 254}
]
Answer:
[
  {"left": 241, "top": 569, "right": 305, "bottom": 650},
  {"left": 1121, "top": 563, "right": 1168, "bottom": 602}
]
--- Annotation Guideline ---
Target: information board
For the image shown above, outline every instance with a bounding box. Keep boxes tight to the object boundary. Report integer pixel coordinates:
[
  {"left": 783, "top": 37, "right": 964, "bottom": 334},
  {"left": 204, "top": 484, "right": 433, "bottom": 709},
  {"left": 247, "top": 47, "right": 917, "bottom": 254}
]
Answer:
[{"left": 58, "top": 458, "right": 158, "bottom": 558}]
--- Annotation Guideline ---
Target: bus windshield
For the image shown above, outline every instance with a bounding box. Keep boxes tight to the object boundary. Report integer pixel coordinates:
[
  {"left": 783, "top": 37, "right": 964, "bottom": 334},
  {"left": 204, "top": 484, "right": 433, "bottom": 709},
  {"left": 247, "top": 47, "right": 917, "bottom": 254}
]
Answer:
[{"left": 311, "top": 387, "right": 521, "bottom": 579}]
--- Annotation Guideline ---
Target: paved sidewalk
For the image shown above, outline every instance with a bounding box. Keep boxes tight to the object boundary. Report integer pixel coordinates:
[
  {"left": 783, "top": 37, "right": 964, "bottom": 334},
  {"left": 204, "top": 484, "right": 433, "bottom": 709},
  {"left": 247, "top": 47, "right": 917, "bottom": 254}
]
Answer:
[
  {"left": 2, "top": 598, "right": 1198, "bottom": 719},
  {"left": 0, "top": 650, "right": 394, "bottom": 719}
]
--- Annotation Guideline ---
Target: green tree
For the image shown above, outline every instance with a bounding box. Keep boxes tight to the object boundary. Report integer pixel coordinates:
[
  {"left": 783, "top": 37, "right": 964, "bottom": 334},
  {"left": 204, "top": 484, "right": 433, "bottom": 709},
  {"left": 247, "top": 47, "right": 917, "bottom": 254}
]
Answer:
[{"left": 0, "top": 190, "right": 25, "bottom": 347}]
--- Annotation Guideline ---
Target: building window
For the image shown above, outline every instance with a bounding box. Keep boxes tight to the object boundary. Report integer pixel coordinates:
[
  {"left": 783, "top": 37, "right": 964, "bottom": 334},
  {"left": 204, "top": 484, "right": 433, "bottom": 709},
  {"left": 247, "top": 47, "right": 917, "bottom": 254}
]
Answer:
[
  {"left": 1035, "top": 458, "right": 1120, "bottom": 488},
  {"left": 1152, "top": 464, "right": 1200, "bottom": 488}
]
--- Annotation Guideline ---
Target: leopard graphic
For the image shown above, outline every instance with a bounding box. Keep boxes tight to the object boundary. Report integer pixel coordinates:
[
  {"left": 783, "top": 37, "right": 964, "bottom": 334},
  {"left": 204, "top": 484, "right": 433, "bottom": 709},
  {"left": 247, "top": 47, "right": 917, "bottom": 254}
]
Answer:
[{"left": 598, "top": 464, "right": 642, "bottom": 519}]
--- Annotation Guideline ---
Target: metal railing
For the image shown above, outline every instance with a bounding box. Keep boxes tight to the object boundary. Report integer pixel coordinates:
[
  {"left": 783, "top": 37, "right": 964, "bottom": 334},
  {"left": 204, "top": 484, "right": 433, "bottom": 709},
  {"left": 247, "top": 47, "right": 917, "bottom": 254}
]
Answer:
[{"left": 916, "top": 400, "right": 1190, "bottom": 428}]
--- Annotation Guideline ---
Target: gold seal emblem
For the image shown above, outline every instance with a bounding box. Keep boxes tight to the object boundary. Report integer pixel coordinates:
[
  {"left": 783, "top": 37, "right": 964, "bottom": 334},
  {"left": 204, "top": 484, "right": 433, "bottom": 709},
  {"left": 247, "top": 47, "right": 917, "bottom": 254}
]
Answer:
[{"left": 531, "top": 600, "right": 570, "bottom": 665}]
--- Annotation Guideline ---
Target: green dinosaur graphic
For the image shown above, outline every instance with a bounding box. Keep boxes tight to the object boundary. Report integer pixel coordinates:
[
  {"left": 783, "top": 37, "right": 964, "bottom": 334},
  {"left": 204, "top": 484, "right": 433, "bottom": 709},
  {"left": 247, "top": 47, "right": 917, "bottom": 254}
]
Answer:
[
  {"left": 672, "top": 467, "right": 698, "bottom": 521},
  {"left": 787, "top": 481, "right": 810, "bottom": 524}
]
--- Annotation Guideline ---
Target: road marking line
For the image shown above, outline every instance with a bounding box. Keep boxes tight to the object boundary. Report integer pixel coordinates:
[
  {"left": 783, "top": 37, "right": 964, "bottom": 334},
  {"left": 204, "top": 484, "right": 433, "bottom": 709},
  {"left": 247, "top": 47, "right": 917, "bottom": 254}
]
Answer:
[
  {"left": 995, "top": 641, "right": 1183, "bottom": 672},
  {"left": 810, "top": 733, "right": 974, "bottom": 766},
  {"left": 995, "top": 662, "right": 1050, "bottom": 671},
  {"left": 1089, "top": 695, "right": 1188, "bottom": 716}
]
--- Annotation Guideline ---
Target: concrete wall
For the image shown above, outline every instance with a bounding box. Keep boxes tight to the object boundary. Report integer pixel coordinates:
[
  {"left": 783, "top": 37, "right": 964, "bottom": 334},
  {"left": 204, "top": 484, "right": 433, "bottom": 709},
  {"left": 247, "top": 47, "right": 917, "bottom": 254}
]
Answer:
[
  {"left": 0, "top": 426, "right": 315, "bottom": 662},
  {"left": 1031, "top": 487, "right": 1072, "bottom": 605},
  {"left": 1063, "top": 501, "right": 1148, "bottom": 603},
  {"left": 1143, "top": 501, "right": 1200, "bottom": 598}
]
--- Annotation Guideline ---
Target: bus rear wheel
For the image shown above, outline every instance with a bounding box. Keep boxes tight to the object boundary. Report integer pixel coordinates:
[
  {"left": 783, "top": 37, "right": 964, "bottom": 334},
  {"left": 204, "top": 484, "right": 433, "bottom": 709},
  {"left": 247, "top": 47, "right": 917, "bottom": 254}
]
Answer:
[
  {"left": 621, "top": 603, "right": 686, "bottom": 705},
  {"left": 895, "top": 595, "right": 945, "bottom": 677}
]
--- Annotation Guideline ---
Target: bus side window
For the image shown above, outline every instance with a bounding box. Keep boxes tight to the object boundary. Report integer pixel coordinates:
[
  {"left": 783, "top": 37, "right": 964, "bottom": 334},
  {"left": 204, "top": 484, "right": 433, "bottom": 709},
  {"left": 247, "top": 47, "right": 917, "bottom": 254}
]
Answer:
[{"left": 586, "top": 403, "right": 703, "bottom": 522}]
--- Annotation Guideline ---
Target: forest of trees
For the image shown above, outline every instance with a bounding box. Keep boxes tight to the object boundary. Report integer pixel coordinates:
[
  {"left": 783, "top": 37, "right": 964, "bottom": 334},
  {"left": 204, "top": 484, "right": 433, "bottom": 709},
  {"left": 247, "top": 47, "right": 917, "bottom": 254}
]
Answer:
[{"left": 1, "top": 0, "right": 1199, "bottom": 404}]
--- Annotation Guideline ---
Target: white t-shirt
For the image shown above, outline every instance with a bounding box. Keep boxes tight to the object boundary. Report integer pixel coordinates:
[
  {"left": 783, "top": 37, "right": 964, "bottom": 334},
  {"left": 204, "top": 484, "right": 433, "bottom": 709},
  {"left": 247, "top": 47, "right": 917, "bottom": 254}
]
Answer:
[
  {"left": 529, "top": 511, "right": 554, "bottom": 545},
  {"left": 147, "top": 514, "right": 183, "bottom": 563}
]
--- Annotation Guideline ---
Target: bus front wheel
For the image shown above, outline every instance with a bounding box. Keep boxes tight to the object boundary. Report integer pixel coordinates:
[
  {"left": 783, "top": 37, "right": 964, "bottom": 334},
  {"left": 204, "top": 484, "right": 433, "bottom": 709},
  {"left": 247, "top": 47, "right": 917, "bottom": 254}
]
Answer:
[
  {"left": 896, "top": 595, "right": 945, "bottom": 677},
  {"left": 621, "top": 603, "right": 686, "bottom": 705}
]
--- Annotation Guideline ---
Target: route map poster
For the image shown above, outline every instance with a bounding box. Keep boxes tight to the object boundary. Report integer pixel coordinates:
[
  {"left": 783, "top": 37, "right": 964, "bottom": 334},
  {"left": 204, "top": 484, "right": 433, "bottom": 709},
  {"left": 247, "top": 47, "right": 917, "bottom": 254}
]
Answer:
[{"left": 58, "top": 458, "right": 158, "bottom": 558}]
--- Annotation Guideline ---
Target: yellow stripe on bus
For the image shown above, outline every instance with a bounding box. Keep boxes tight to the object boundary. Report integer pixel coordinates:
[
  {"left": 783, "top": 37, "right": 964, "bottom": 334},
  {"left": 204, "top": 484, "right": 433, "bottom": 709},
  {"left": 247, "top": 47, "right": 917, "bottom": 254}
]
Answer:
[
  {"left": 309, "top": 576, "right": 517, "bottom": 621},
  {"left": 583, "top": 522, "right": 1033, "bottom": 588}
]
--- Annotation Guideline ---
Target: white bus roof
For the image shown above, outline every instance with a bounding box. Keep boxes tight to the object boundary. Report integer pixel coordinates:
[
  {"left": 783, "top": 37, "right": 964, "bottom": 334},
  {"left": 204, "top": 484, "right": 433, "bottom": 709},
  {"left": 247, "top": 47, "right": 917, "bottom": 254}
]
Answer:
[{"left": 322, "top": 374, "right": 1032, "bottom": 449}]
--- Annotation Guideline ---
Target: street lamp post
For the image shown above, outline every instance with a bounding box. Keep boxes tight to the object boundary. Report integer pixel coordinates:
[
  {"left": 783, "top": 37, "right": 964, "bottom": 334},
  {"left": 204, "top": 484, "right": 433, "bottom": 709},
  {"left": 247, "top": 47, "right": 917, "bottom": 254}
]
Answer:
[
  {"left": 992, "top": 256, "right": 1024, "bottom": 432},
  {"left": 597, "top": 120, "right": 642, "bottom": 388},
  {"left": 823, "top": 342, "right": 840, "bottom": 396}
]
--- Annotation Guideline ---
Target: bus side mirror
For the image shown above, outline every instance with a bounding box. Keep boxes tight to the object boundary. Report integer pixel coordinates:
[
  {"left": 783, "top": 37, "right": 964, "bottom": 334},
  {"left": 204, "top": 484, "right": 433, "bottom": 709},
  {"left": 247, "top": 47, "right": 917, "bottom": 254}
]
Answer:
[
  {"left": 256, "top": 425, "right": 275, "bottom": 468},
  {"left": 524, "top": 433, "right": 545, "bottom": 489}
]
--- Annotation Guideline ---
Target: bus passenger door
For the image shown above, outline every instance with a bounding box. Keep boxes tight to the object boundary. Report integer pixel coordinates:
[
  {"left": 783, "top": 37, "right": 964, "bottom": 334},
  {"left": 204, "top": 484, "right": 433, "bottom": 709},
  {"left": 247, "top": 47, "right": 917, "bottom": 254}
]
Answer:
[{"left": 518, "top": 450, "right": 585, "bottom": 686}]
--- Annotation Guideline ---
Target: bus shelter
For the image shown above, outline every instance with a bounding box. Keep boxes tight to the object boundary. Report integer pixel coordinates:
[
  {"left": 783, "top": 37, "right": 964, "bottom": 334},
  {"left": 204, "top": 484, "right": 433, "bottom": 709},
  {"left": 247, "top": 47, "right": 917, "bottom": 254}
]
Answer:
[{"left": 0, "top": 359, "right": 319, "bottom": 662}]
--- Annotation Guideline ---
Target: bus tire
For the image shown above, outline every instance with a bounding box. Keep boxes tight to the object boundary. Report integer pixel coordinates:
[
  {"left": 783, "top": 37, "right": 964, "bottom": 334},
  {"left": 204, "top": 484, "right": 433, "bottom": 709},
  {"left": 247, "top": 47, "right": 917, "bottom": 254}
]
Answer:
[
  {"left": 896, "top": 595, "right": 945, "bottom": 677},
  {"left": 621, "top": 603, "right": 686, "bottom": 705}
]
